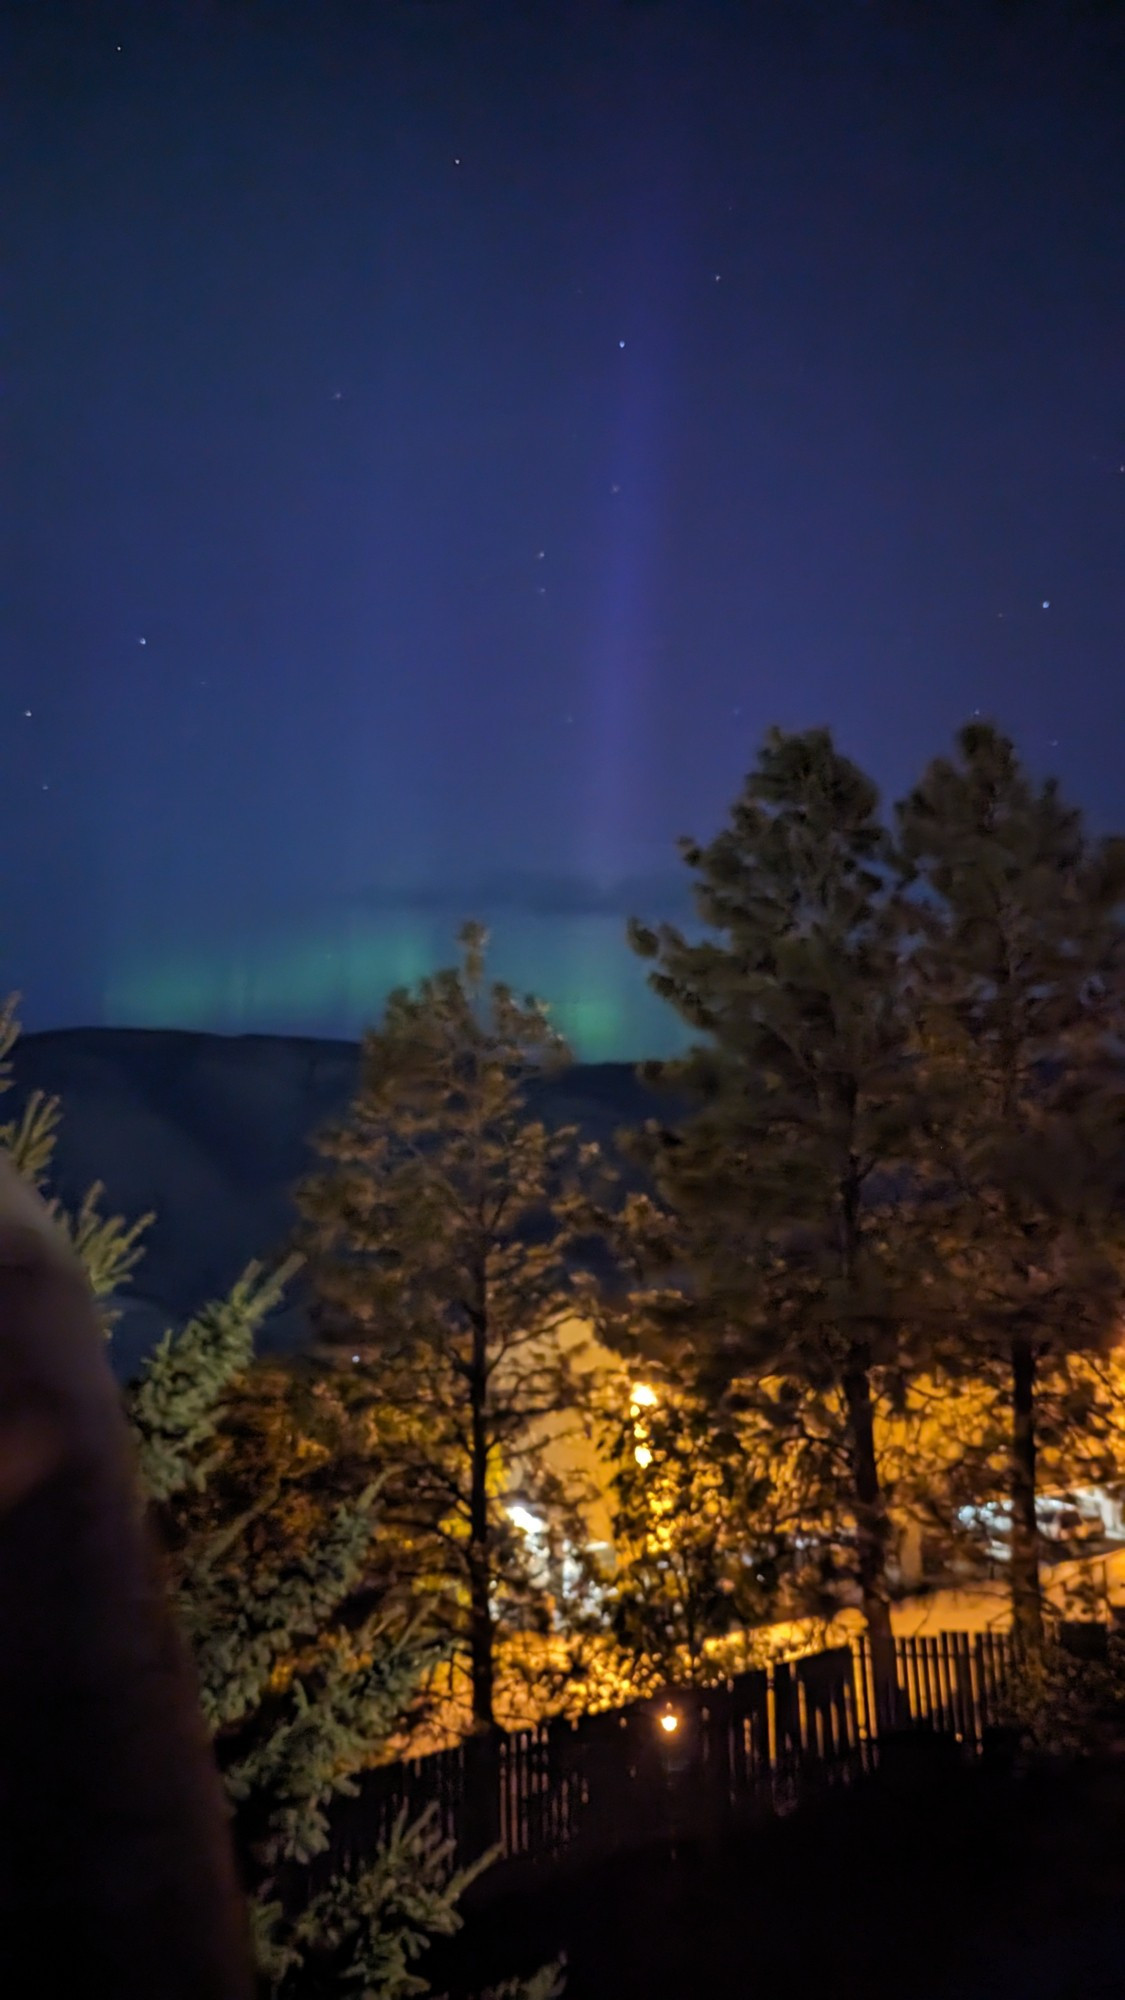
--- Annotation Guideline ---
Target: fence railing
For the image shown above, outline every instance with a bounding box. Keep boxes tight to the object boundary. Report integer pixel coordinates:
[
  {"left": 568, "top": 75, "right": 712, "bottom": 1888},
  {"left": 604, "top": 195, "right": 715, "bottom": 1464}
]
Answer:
[{"left": 285, "top": 1627, "right": 1029, "bottom": 1908}]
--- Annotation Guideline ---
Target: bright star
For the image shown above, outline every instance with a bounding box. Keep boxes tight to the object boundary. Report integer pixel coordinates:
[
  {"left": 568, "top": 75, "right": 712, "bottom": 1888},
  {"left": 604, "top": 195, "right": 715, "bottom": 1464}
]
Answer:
[
  {"left": 1042, "top": 600, "right": 1050, "bottom": 609},
  {"left": 138, "top": 636, "right": 147, "bottom": 646},
  {"left": 618, "top": 339, "right": 626, "bottom": 349}
]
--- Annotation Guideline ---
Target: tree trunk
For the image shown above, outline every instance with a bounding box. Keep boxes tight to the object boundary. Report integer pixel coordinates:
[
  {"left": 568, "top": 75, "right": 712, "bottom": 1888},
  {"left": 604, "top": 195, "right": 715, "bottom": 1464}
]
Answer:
[
  {"left": 842, "top": 1348, "right": 900, "bottom": 1730},
  {"left": 1009, "top": 1331, "right": 1043, "bottom": 1656},
  {"left": 467, "top": 1316, "right": 495, "bottom": 1731}
]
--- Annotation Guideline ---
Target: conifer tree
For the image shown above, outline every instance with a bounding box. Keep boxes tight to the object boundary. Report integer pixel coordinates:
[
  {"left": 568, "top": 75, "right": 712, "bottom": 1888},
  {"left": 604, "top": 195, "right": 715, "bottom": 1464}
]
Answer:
[
  {"left": 897, "top": 721, "right": 1125, "bottom": 1651},
  {"left": 627, "top": 728, "right": 930, "bottom": 1721},
  {"left": 1, "top": 995, "right": 560, "bottom": 1998},
  {"left": 295, "top": 924, "right": 599, "bottom": 1734}
]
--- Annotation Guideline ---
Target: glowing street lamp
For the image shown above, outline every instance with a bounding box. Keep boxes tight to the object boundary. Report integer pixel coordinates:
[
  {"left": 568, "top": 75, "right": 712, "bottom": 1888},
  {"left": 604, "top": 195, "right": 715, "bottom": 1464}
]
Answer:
[{"left": 658, "top": 1707, "right": 680, "bottom": 1735}]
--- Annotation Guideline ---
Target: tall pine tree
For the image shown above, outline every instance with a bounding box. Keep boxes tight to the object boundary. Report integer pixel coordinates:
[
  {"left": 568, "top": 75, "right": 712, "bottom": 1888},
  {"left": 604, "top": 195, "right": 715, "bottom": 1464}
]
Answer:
[
  {"left": 898, "top": 721, "right": 1125, "bottom": 1651},
  {"left": 295, "top": 924, "right": 599, "bottom": 1734},
  {"left": 627, "top": 728, "right": 930, "bottom": 1720}
]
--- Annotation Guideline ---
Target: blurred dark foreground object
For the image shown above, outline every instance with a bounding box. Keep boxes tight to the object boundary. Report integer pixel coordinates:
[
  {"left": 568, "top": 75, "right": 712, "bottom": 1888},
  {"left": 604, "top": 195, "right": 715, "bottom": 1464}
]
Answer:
[{"left": 0, "top": 1153, "right": 255, "bottom": 1997}]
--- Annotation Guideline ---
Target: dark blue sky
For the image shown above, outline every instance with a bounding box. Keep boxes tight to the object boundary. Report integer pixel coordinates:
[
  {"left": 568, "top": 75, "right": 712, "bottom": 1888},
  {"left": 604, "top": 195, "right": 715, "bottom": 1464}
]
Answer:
[{"left": 5, "top": 0, "right": 1124, "bottom": 1057}]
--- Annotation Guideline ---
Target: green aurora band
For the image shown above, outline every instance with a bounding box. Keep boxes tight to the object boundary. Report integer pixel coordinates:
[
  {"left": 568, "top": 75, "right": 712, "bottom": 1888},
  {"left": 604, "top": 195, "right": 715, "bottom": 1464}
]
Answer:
[{"left": 103, "top": 911, "right": 689, "bottom": 1062}]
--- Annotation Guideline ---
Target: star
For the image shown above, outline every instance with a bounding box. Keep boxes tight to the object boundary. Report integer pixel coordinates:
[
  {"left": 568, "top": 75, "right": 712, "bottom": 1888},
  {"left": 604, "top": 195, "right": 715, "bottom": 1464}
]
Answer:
[
  {"left": 535, "top": 550, "right": 545, "bottom": 560},
  {"left": 714, "top": 273, "right": 722, "bottom": 282},
  {"left": 331, "top": 390, "right": 343, "bottom": 401},
  {"left": 138, "top": 635, "right": 147, "bottom": 646},
  {"left": 611, "top": 483, "right": 621, "bottom": 494},
  {"left": 23, "top": 709, "right": 31, "bottom": 719},
  {"left": 1042, "top": 600, "right": 1050, "bottom": 609},
  {"left": 618, "top": 339, "right": 626, "bottom": 349}
]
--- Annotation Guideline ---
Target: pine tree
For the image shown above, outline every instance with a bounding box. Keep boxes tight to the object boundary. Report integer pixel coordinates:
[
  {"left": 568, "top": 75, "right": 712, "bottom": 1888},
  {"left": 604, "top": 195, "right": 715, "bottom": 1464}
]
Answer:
[
  {"left": 1, "top": 995, "right": 561, "bottom": 1999},
  {"left": 626, "top": 728, "right": 932, "bottom": 1722},
  {"left": 295, "top": 924, "right": 600, "bottom": 1735},
  {"left": 897, "top": 721, "right": 1125, "bottom": 1652}
]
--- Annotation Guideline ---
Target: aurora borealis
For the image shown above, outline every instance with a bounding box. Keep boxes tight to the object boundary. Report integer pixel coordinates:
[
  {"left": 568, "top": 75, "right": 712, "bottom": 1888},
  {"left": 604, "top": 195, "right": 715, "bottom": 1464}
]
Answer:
[
  {"left": 6, "top": 3, "right": 1125, "bottom": 1060},
  {"left": 102, "top": 887, "right": 697, "bottom": 1061}
]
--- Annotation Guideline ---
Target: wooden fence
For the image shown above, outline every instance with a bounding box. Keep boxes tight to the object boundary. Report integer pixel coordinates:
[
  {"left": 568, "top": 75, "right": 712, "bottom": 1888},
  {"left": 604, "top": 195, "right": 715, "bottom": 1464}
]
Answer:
[{"left": 285, "top": 1628, "right": 1026, "bottom": 1909}]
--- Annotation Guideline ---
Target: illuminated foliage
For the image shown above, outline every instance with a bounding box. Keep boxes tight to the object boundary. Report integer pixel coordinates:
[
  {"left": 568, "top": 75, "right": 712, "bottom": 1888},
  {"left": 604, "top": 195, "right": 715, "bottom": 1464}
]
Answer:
[
  {"left": 295, "top": 922, "right": 602, "bottom": 1731},
  {"left": 598, "top": 1368, "right": 790, "bottom": 1687}
]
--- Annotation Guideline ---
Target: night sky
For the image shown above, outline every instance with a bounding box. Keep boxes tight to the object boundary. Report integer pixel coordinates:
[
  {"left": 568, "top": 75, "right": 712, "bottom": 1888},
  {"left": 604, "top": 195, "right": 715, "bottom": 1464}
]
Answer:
[{"left": 5, "top": 1, "right": 1125, "bottom": 1059}]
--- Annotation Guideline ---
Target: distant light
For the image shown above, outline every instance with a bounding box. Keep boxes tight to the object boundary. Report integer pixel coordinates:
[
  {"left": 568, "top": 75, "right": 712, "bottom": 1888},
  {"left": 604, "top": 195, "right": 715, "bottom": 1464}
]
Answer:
[
  {"left": 1042, "top": 600, "right": 1050, "bottom": 609},
  {"left": 138, "top": 636, "right": 147, "bottom": 646},
  {"left": 351, "top": 1353, "right": 360, "bottom": 1363},
  {"left": 630, "top": 1383, "right": 658, "bottom": 1409},
  {"left": 618, "top": 339, "right": 626, "bottom": 349},
  {"left": 634, "top": 1445, "right": 653, "bottom": 1469},
  {"left": 23, "top": 709, "right": 31, "bottom": 718},
  {"left": 659, "top": 1710, "right": 680, "bottom": 1734}
]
